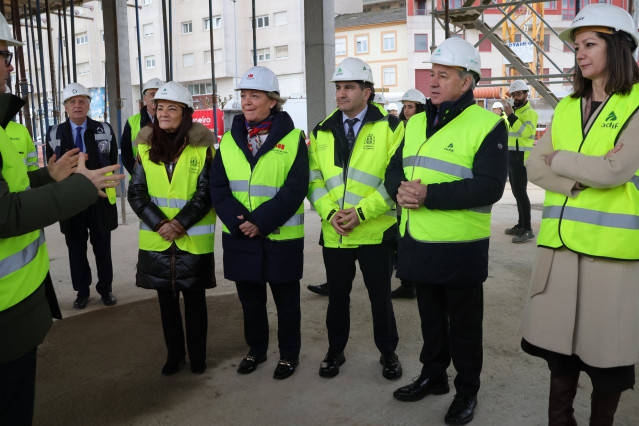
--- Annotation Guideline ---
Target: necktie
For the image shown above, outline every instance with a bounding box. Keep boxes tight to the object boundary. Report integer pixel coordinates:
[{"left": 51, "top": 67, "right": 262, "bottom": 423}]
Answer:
[
  {"left": 345, "top": 118, "right": 359, "bottom": 149},
  {"left": 75, "top": 127, "right": 84, "bottom": 152}
]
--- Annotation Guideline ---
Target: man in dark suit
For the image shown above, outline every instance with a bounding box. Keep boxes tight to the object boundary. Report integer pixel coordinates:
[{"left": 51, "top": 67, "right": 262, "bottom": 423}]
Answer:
[{"left": 46, "top": 82, "right": 119, "bottom": 309}]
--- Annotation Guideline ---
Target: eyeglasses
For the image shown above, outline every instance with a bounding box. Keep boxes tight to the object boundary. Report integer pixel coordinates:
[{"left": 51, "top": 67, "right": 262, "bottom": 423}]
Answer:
[{"left": 0, "top": 51, "right": 13, "bottom": 67}]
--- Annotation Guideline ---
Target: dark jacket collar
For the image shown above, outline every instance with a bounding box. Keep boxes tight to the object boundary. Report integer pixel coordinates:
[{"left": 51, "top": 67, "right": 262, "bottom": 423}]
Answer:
[
  {"left": 315, "top": 103, "right": 388, "bottom": 135},
  {"left": 230, "top": 110, "right": 296, "bottom": 166},
  {"left": 0, "top": 93, "right": 26, "bottom": 128},
  {"left": 425, "top": 89, "right": 475, "bottom": 138}
]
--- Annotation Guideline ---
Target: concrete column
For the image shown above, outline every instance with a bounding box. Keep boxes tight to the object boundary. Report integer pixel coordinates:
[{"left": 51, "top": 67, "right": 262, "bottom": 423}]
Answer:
[
  {"left": 102, "top": 0, "right": 132, "bottom": 136},
  {"left": 304, "top": 0, "right": 335, "bottom": 133}
]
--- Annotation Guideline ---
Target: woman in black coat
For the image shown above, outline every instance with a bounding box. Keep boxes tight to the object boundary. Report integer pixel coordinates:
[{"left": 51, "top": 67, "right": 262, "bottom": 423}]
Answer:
[
  {"left": 210, "top": 66, "right": 308, "bottom": 380},
  {"left": 128, "top": 82, "right": 216, "bottom": 376}
]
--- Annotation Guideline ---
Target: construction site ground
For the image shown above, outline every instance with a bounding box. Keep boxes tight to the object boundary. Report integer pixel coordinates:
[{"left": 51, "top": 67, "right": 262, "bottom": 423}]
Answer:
[{"left": 34, "top": 183, "right": 638, "bottom": 425}]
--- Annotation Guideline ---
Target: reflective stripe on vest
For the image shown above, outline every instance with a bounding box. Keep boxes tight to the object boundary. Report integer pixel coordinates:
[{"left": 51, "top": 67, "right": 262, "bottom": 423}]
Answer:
[
  {"left": 536, "top": 85, "right": 639, "bottom": 259},
  {"left": 0, "top": 127, "right": 49, "bottom": 311},
  {"left": 220, "top": 129, "right": 304, "bottom": 241},
  {"left": 137, "top": 143, "right": 216, "bottom": 254},
  {"left": 128, "top": 113, "right": 142, "bottom": 159},
  {"left": 401, "top": 106, "right": 500, "bottom": 243}
]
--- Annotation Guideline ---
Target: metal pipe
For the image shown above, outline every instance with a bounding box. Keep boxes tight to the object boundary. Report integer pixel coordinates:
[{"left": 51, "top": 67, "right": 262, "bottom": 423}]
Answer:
[
  {"left": 134, "top": 0, "right": 143, "bottom": 101},
  {"left": 444, "top": 0, "right": 450, "bottom": 38},
  {"left": 431, "top": 0, "right": 436, "bottom": 51},
  {"left": 35, "top": 0, "right": 51, "bottom": 131},
  {"left": 44, "top": 0, "right": 58, "bottom": 124},
  {"left": 168, "top": 0, "right": 173, "bottom": 79},
  {"left": 252, "top": 0, "right": 256, "bottom": 65},
  {"left": 28, "top": 1, "right": 46, "bottom": 160},
  {"left": 57, "top": 8, "right": 65, "bottom": 88},
  {"left": 62, "top": 0, "right": 71, "bottom": 84},
  {"left": 208, "top": 0, "right": 218, "bottom": 139},
  {"left": 11, "top": 0, "right": 34, "bottom": 139},
  {"left": 69, "top": 0, "right": 76, "bottom": 80},
  {"left": 161, "top": 0, "right": 170, "bottom": 81}
]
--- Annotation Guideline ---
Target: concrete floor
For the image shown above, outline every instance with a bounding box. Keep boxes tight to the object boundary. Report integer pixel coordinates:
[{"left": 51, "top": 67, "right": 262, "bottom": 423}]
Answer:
[{"left": 34, "top": 183, "right": 639, "bottom": 425}]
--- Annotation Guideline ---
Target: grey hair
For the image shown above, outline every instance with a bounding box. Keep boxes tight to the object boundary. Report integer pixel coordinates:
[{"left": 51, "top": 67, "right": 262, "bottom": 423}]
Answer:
[
  {"left": 267, "top": 91, "right": 287, "bottom": 113},
  {"left": 456, "top": 69, "right": 477, "bottom": 90}
]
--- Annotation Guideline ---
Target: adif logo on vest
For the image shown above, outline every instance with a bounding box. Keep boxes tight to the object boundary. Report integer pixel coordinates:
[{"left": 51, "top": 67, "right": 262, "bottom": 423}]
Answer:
[
  {"left": 274, "top": 143, "right": 287, "bottom": 154},
  {"left": 602, "top": 111, "right": 619, "bottom": 129},
  {"left": 189, "top": 157, "right": 200, "bottom": 174},
  {"left": 444, "top": 143, "right": 454, "bottom": 152},
  {"left": 363, "top": 133, "right": 375, "bottom": 150}
]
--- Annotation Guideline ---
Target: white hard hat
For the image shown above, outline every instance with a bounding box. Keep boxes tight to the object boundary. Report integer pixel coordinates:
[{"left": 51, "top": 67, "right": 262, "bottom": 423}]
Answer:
[
  {"left": 374, "top": 93, "right": 386, "bottom": 105},
  {"left": 425, "top": 37, "right": 481, "bottom": 81},
  {"left": 509, "top": 80, "right": 529, "bottom": 93},
  {"left": 237, "top": 66, "right": 279, "bottom": 93},
  {"left": 331, "top": 57, "right": 375, "bottom": 85},
  {"left": 142, "top": 78, "right": 164, "bottom": 95},
  {"left": 0, "top": 13, "right": 22, "bottom": 47},
  {"left": 492, "top": 101, "right": 504, "bottom": 109},
  {"left": 154, "top": 81, "right": 194, "bottom": 109},
  {"left": 559, "top": 3, "right": 639, "bottom": 49},
  {"left": 401, "top": 88, "right": 426, "bottom": 104},
  {"left": 62, "top": 83, "right": 91, "bottom": 104},
  {"left": 387, "top": 103, "right": 398, "bottom": 111}
]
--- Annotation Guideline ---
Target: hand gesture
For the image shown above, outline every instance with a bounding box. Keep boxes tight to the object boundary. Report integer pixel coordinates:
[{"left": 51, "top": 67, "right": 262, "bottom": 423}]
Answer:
[
  {"left": 75, "top": 154, "right": 124, "bottom": 198},
  {"left": 47, "top": 148, "right": 81, "bottom": 182}
]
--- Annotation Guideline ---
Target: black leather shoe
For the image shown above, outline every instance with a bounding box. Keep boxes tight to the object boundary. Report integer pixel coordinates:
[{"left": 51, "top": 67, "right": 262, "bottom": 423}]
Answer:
[
  {"left": 445, "top": 394, "right": 477, "bottom": 425},
  {"left": 380, "top": 352, "right": 403, "bottom": 380},
  {"left": 162, "top": 357, "right": 186, "bottom": 376},
  {"left": 307, "top": 283, "right": 328, "bottom": 296},
  {"left": 191, "top": 360, "right": 206, "bottom": 375},
  {"left": 73, "top": 296, "right": 89, "bottom": 310},
  {"left": 391, "top": 284, "right": 416, "bottom": 299},
  {"left": 101, "top": 292, "right": 117, "bottom": 306},
  {"left": 237, "top": 354, "right": 267, "bottom": 374},
  {"left": 273, "top": 358, "right": 299, "bottom": 380},
  {"left": 504, "top": 224, "right": 522, "bottom": 235},
  {"left": 319, "top": 351, "right": 345, "bottom": 378},
  {"left": 393, "top": 374, "right": 450, "bottom": 402}
]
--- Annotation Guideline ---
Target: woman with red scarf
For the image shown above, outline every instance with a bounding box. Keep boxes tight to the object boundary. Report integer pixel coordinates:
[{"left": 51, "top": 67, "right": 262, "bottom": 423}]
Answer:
[{"left": 210, "top": 66, "right": 308, "bottom": 380}]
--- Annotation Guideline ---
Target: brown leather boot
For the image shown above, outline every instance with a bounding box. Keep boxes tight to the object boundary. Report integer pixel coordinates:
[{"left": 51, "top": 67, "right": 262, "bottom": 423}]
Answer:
[
  {"left": 548, "top": 372, "right": 580, "bottom": 426},
  {"left": 589, "top": 392, "right": 621, "bottom": 426}
]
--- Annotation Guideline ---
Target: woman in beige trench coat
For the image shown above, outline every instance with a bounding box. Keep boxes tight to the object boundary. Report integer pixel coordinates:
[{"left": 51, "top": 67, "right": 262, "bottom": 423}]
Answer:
[{"left": 520, "top": 4, "right": 639, "bottom": 426}]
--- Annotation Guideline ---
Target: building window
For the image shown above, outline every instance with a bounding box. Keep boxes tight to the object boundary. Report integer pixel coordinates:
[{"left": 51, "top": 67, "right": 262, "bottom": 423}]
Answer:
[
  {"left": 143, "top": 0, "right": 152, "bottom": 4},
  {"left": 77, "top": 62, "right": 90, "bottom": 75},
  {"left": 479, "top": 68, "right": 491, "bottom": 85},
  {"left": 514, "top": 34, "right": 522, "bottom": 42},
  {"left": 143, "top": 23, "right": 154, "bottom": 37},
  {"left": 76, "top": 32, "right": 88, "bottom": 45},
  {"left": 545, "top": 1, "right": 557, "bottom": 9},
  {"left": 183, "top": 53, "right": 194, "bottom": 67},
  {"left": 416, "top": 0, "right": 427, "bottom": 15},
  {"left": 383, "top": 66, "right": 397, "bottom": 86},
  {"left": 543, "top": 34, "right": 550, "bottom": 52},
  {"left": 214, "top": 49, "right": 222, "bottom": 63},
  {"left": 253, "top": 48, "right": 270, "bottom": 62},
  {"left": 356, "top": 35, "right": 368, "bottom": 54},
  {"left": 204, "top": 50, "right": 211, "bottom": 64},
  {"left": 182, "top": 21, "right": 192, "bottom": 34},
  {"left": 274, "top": 11, "right": 287, "bottom": 26},
  {"left": 187, "top": 83, "right": 213, "bottom": 95},
  {"left": 336, "top": 37, "right": 346, "bottom": 56},
  {"left": 275, "top": 45, "right": 288, "bottom": 60},
  {"left": 382, "top": 32, "right": 396, "bottom": 52},
  {"left": 543, "top": 68, "right": 550, "bottom": 82},
  {"left": 562, "top": 0, "right": 575, "bottom": 19},
  {"left": 253, "top": 15, "right": 269, "bottom": 29},
  {"left": 204, "top": 16, "right": 221, "bottom": 30},
  {"left": 415, "top": 34, "right": 428, "bottom": 52},
  {"left": 478, "top": 34, "right": 491, "bottom": 52},
  {"left": 563, "top": 41, "right": 573, "bottom": 52},
  {"left": 145, "top": 55, "right": 156, "bottom": 69}
]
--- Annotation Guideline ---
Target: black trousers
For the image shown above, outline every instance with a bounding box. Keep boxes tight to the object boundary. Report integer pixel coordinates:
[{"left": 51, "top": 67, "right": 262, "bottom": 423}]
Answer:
[
  {"left": 156, "top": 288, "right": 208, "bottom": 364},
  {"left": 508, "top": 151, "right": 531, "bottom": 230},
  {"left": 415, "top": 281, "right": 484, "bottom": 396},
  {"left": 64, "top": 207, "right": 113, "bottom": 297},
  {"left": 235, "top": 281, "right": 301, "bottom": 360},
  {"left": 323, "top": 243, "right": 399, "bottom": 354},
  {"left": 0, "top": 347, "right": 37, "bottom": 426}
]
